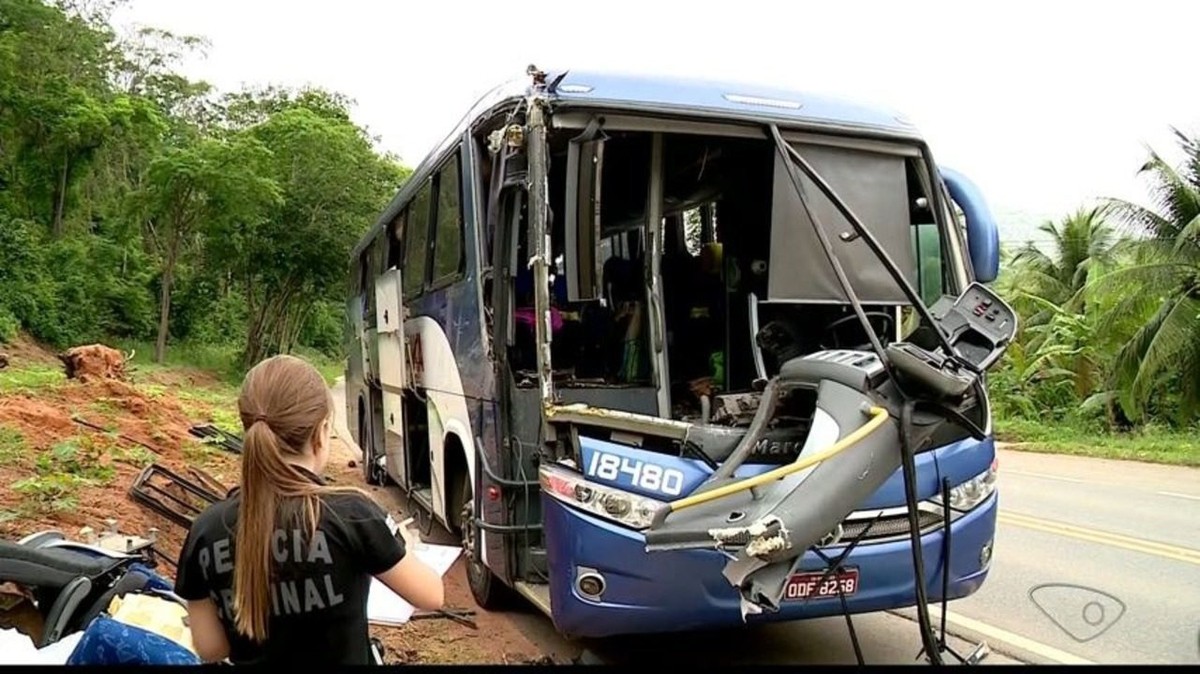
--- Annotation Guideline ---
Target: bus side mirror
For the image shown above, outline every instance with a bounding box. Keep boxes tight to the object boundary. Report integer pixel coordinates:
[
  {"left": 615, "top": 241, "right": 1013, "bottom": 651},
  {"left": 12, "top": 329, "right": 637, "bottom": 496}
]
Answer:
[
  {"left": 939, "top": 167, "right": 1000, "bottom": 283},
  {"left": 565, "top": 124, "right": 605, "bottom": 302}
]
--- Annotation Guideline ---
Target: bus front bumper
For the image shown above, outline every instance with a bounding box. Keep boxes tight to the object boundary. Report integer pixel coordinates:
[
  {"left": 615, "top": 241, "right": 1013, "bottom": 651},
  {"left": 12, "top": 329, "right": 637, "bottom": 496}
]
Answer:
[{"left": 540, "top": 491, "right": 997, "bottom": 639}]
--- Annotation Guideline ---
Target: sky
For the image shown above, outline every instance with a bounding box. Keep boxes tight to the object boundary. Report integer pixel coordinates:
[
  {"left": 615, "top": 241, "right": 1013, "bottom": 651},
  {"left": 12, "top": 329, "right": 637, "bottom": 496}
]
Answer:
[{"left": 112, "top": 0, "right": 1197, "bottom": 243}]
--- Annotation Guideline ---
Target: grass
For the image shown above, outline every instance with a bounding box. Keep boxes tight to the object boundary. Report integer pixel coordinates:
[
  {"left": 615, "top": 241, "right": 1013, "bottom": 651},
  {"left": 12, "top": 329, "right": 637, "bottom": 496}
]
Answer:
[
  {"left": 9, "top": 435, "right": 118, "bottom": 514},
  {"left": 179, "top": 393, "right": 241, "bottom": 431},
  {"left": 116, "top": 340, "right": 345, "bottom": 432},
  {"left": 114, "top": 339, "right": 345, "bottom": 387},
  {"left": 13, "top": 474, "right": 88, "bottom": 513},
  {"left": 116, "top": 340, "right": 244, "bottom": 385},
  {"left": 0, "top": 343, "right": 262, "bottom": 515},
  {"left": 996, "top": 418, "right": 1200, "bottom": 467},
  {"left": 300, "top": 348, "right": 347, "bottom": 386},
  {"left": 0, "top": 425, "right": 27, "bottom": 465},
  {"left": 0, "top": 364, "right": 64, "bottom": 394},
  {"left": 111, "top": 443, "right": 157, "bottom": 468}
]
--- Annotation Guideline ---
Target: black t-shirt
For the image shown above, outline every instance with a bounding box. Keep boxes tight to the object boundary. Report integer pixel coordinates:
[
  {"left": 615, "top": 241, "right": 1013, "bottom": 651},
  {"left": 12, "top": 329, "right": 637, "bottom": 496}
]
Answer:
[{"left": 174, "top": 469, "right": 405, "bottom": 665}]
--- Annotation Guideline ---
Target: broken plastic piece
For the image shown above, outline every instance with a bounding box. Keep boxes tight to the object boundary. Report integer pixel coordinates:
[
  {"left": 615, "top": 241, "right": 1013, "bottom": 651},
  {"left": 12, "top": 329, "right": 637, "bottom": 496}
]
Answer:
[{"left": 745, "top": 534, "right": 788, "bottom": 558}]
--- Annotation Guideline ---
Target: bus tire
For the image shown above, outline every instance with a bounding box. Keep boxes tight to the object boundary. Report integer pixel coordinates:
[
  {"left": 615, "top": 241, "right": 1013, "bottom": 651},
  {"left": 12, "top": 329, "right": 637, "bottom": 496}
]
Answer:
[
  {"left": 360, "top": 406, "right": 385, "bottom": 486},
  {"left": 454, "top": 472, "right": 510, "bottom": 610}
]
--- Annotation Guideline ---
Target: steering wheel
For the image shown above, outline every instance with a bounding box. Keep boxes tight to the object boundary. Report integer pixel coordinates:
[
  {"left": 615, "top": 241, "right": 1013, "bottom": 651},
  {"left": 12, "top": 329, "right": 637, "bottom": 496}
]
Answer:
[{"left": 820, "top": 311, "right": 895, "bottom": 351}]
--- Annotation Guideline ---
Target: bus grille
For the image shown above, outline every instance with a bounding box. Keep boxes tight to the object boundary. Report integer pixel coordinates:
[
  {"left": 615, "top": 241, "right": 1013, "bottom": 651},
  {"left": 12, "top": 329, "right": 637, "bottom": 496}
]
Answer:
[{"left": 839, "top": 509, "right": 944, "bottom": 543}]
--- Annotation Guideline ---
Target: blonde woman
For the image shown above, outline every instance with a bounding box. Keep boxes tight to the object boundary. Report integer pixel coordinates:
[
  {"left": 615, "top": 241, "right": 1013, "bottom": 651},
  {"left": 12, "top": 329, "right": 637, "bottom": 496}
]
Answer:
[{"left": 174, "top": 355, "right": 443, "bottom": 664}]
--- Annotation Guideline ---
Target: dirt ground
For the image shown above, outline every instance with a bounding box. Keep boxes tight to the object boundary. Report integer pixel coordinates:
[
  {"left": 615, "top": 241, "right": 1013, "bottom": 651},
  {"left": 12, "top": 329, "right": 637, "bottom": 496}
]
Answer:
[
  {"left": 326, "top": 438, "right": 553, "bottom": 665},
  {"left": 0, "top": 335, "right": 553, "bottom": 665}
]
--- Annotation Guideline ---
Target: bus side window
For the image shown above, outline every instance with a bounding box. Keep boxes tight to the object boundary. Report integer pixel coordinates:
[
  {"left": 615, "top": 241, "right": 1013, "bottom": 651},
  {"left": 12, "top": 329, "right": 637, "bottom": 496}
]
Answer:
[
  {"left": 405, "top": 180, "right": 433, "bottom": 299},
  {"left": 359, "top": 248, "right": 373, "bottom": 320},
  {"left": 431, "top": 153, "right": 464, "bottom": 285},
  {"left": 906, "top": 159, "right": 947, "bottom": 307},
  {"left": 387, "top": 209, "right": 405, "bottom": 271},
  {"left": 912, "top": 222, "right": 944, "bottom": 306}
]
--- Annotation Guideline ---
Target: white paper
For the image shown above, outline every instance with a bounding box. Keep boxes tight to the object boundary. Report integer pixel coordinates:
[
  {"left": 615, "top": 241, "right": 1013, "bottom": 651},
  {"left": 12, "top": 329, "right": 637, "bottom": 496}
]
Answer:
[
  {"left": 0, "top": 628, "right": 84, "bottom": 665},
  {"left": 367, "top": 543, "right": 462, "bottom": 626}
]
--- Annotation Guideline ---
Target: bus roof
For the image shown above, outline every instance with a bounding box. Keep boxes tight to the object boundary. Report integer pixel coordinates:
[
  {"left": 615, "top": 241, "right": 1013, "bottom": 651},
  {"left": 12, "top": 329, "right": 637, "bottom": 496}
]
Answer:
[
  {"left": 351, "top": 68, "right": 924, "bottom": 259},
  {"left": 548, "top": 69, "right": 917, "bottom": 134}
]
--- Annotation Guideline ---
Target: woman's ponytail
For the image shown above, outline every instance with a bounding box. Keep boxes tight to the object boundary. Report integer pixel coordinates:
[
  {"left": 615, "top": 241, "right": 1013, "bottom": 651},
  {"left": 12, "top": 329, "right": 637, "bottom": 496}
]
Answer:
[{"left": 232, "top": 418, "right": 285, "bottom": 642}]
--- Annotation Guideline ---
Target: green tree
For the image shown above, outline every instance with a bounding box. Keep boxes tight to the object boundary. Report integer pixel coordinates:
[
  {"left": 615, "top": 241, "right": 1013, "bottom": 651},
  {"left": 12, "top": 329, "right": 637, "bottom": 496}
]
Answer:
[
  {"left": 127, "top": 135, "right": 281, "bottom": 362},
  {"left": 0, "top": 0, "right": 408, "bottom": 371},
  {"left": 203, "top": 95, "right": 405, "bottom": 367},
  {"left": 1010, "top": 207, "right": 1117, "bottom": 312},
  {"left": 1091, "top": 129, "right": 1200, "bottom": 422}
]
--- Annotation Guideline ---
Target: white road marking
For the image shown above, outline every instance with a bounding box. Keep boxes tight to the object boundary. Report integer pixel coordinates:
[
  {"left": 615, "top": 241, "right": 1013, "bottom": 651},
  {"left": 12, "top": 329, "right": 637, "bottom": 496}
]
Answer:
[
  {"left": 1007, "top": 468, "right": 1200, "bottom": 502},
  {"left": 922, "top": 605, "right": 1095, "bottom": 665},
  {"left": 1156, "top": 490, "right": 1200, "bottom": 502}
]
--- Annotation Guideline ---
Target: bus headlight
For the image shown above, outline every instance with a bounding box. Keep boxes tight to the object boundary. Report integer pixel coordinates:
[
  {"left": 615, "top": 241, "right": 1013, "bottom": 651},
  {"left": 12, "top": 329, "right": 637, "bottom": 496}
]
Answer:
[
  {"left": 939, "top": 459, "right": 998, "bottom": 513},
  {"left": 540, "top": 463, "right": 663, "bottom": 530}
]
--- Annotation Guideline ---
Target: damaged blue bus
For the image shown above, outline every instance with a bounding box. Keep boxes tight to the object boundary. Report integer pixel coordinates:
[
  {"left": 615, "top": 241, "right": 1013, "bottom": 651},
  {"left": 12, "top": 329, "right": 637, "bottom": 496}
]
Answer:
[{"left": 344, "top": 66, "right": 1015, "bottom": 656}]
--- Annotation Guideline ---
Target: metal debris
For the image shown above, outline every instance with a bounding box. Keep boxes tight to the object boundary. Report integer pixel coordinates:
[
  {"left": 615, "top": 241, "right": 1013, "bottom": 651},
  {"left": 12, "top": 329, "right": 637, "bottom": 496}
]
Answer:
[
  {"left": 188, "top": 423, "right": 243, "bottom": 454},
  {"left": 410, "top": 607, "right": 477, "bottom": 629},
  {"left": 73, "top": 415, "right": 163, "bottom": 455},
  {"left": 187, "top": 465, "right": 231, "bottom": 496},
  {"left": 128, "top": 463, "right": 222, "bottom": 529}
]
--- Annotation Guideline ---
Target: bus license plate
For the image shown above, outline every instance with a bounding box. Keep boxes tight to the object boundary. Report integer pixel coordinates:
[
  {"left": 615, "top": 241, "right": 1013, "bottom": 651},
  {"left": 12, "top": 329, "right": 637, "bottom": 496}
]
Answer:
[{"left": 783, "top": 568, "right": 860, "bottom": 601}]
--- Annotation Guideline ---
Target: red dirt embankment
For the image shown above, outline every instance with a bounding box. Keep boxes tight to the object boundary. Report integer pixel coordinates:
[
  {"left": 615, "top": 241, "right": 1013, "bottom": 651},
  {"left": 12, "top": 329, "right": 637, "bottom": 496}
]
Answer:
[{"left": 0, "top": 335, "right": 553, "bottom": 665}]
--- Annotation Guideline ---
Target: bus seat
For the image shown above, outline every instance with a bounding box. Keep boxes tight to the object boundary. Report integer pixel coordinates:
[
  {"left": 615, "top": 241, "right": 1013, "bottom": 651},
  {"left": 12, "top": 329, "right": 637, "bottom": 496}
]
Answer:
[
  {"left": 0, "top": 538, "right": 137, "bottom": 647},
  {"left": 602, "top": 256, "right": 641, "bottom": 305},
  {"left": 661, "top": 245, "right": 697, "bottom": 330}
]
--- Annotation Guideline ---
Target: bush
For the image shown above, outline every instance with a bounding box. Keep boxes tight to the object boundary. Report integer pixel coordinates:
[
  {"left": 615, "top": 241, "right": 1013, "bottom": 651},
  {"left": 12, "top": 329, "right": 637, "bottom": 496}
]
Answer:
[
  {"left": 0, "top": 308, "right": 18, "bottom": 343},
  {"left": 0, "top": 216, "right": 158, "bottom": 348}
]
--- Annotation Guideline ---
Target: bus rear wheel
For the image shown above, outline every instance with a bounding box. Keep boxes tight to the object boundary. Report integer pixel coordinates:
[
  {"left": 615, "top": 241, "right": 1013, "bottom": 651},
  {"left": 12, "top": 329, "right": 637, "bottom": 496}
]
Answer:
[{"left": 455, "top": 475, "right": 509, "bottom": 610}]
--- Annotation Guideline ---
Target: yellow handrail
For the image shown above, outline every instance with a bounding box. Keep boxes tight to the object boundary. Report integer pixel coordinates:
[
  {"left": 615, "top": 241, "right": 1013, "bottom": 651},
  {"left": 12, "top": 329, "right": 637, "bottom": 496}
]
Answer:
[{"left": 667, "top": 406, "right": 892, "bottom": 512}]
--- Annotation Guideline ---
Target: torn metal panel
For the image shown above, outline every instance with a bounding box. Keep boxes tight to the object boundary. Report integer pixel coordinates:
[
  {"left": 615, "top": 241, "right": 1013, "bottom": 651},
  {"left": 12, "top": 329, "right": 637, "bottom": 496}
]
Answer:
[
  {"left": 642, "top": 365, "right": 905, "bottom": 614},
  {"left": 524, "top": 90, "right": 555, "bottom": 416},
  {"left": 645, "top": 132, "right": 671, "bottom": 417},
  {"left": 545, "top": 402, "right": 691, "bottom": 440}
]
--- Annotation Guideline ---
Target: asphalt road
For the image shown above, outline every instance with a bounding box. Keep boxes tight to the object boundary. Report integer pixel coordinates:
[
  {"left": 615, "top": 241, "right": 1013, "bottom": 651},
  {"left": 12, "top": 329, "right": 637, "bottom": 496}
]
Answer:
[
  {"left": 921, "top": 449, "right": 1200, "bottom": 665},
  {"left": 330, "top": 379, "right": 1198, "bottom": 665}
]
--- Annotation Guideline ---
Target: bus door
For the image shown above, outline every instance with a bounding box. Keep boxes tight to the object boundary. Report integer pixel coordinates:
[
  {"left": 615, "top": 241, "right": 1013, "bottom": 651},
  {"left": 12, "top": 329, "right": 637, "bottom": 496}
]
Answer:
[{"left": 375, "top": 266, "right": 409, "bottom": 487}]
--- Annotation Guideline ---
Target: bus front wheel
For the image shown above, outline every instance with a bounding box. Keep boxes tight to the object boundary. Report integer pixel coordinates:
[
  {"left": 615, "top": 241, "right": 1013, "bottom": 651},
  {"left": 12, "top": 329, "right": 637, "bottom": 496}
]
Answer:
[{"left": 455, "top": 475, "right": 509, "bottom": 610}]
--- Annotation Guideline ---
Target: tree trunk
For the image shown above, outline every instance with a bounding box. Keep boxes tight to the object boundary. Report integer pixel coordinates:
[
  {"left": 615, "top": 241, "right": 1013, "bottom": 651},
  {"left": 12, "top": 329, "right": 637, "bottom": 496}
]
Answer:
[
  {"left": 155, "top": 241, "right": 180, "bottom": 363},
  {"left": 242, "top": 293, "right": 271, "bottom": 370},
  {"left": 242, "top": 280, "right": 301, "bottom": 369},
  {"left": 52, "top": 151, "right": 70, "bottom": 236}
]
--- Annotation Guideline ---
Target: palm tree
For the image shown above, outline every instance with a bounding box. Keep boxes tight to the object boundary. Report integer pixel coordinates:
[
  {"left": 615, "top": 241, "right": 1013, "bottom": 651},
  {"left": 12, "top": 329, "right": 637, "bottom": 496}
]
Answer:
[
  {"left": 1008, "top": 207, "right": 1118, "bottom": 324},
  {"left": 1090, "top": 128, "right": 1200, "bottom": 422}
]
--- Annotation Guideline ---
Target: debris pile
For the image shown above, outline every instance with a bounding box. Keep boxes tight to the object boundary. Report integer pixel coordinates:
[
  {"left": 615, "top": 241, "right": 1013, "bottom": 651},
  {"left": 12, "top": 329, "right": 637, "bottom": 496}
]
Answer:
[{"left": 57, "top": 344, "right": 132, "bottom": 382}]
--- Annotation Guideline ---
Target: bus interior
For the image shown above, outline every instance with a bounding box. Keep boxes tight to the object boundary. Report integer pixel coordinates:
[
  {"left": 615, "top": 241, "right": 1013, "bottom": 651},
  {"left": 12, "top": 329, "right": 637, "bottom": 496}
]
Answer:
[{"left": 483, "top": 123, "right": 950, "bottom": 427}]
